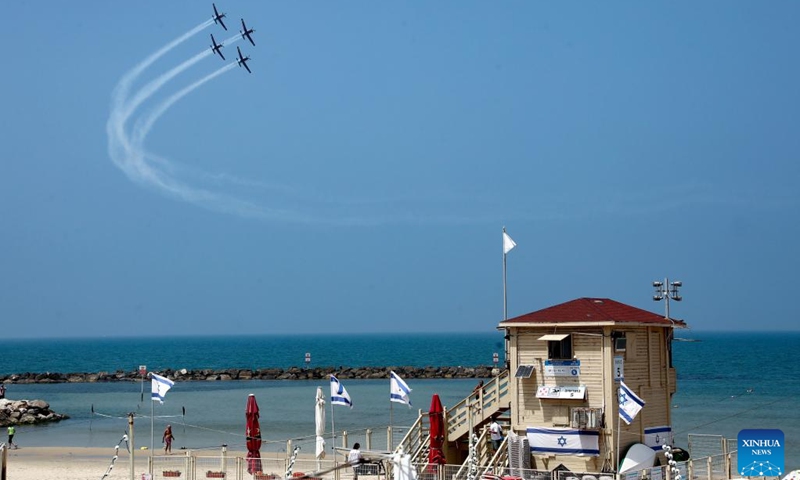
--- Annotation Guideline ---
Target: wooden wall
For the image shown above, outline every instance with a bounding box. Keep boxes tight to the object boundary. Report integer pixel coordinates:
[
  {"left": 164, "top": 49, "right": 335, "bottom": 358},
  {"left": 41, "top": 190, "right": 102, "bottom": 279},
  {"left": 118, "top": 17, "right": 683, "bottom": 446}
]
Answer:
[{"left": 508, "top": 324, "right": 675, "bottom": 471}]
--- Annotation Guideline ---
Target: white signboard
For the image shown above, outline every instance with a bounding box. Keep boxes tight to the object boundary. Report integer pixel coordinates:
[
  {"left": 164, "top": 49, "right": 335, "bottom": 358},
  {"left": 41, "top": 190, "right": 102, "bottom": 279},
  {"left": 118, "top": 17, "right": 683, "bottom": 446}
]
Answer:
[
  {"left": 614, "top": 356, "right": 624, "bottom": 382},
  {"left": 543, "top": 359, "right": 580, "bottom": 377},
  {"left": 536, "top": 385, "right": 586, "bottom": 399}
]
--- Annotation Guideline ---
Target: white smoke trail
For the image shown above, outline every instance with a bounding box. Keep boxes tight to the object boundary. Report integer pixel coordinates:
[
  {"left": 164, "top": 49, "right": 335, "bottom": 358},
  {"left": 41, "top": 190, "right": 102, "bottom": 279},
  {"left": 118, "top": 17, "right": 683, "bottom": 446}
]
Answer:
[
  {"left": 104, "top": 18, "right": 498, "bottom": 224},
  {"left": 132, "top": 63, "right": 235, "bottom": 148},
  {"left": 122, "top": 49, "right": 212, "bottom": 127},
  {"left": 111, "top": 19, "right": 213, "bottom": 114},
  {"left": 107, "top": 20, "right": 213, "bottom": 186}
]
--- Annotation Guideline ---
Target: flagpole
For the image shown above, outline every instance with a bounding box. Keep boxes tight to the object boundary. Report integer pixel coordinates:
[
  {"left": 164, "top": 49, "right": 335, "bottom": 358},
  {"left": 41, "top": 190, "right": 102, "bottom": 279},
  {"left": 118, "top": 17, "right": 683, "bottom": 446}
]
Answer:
[
  {"left": 151, "top": 389, "right": 155, "bottom": 455},
  {"left": 389, "top": 402, "right": 394, "bottom": 450},
  {"left": 616, "top": 385, "right": 621, "bottom": 477},
  {"left": 129, "top": 413, "right": 135, "bottom": 480},
  {"left": 503, "top": 227, "right": 508, "bottom": 321},
  {"left": 330, "top": 398, "right": 336, "bottom": 451}
]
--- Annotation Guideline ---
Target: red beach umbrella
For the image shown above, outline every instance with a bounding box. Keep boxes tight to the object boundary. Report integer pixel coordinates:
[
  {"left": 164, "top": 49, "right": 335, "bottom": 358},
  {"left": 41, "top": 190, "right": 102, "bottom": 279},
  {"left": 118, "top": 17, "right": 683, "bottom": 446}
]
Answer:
[
  {"left": 428, "top": 394, "right": 446, "bottom": 466},
  {"left": 246, "top": 394, "right": 263, "bottom": 474}
]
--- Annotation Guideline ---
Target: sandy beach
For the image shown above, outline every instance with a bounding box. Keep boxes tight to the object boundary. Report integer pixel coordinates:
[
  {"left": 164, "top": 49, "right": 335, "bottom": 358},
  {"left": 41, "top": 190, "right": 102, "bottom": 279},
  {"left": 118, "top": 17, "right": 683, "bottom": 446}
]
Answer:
[
  {"left": 4, "top": 446, "right": 146, "bottom": 480},
  {"left": 3, "top": 447, "right": 336, "bottom": 480}
]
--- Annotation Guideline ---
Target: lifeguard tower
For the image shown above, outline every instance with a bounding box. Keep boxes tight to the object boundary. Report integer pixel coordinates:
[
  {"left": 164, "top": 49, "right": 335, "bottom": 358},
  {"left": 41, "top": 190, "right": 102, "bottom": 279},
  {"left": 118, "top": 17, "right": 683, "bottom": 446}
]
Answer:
[{"left": 497, "top": 297, "right": 686, "bottom": 472}]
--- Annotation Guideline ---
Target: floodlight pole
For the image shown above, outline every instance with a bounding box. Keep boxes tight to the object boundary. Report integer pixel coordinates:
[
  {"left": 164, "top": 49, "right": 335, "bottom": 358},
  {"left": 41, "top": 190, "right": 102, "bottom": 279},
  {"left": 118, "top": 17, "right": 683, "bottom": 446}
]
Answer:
[
  {"left": 651, "top": 276, "right": 683, "bottom": 471},
  {"left": 652, "top": 278, "right": 682, "bottom": 319}
]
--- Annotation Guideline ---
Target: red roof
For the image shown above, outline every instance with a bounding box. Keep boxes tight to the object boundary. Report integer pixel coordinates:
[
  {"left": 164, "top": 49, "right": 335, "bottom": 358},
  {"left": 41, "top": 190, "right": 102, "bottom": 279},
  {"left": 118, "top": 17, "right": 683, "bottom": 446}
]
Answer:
[{"left": 500, "top": 297, "right": 686, "bottom": 327}]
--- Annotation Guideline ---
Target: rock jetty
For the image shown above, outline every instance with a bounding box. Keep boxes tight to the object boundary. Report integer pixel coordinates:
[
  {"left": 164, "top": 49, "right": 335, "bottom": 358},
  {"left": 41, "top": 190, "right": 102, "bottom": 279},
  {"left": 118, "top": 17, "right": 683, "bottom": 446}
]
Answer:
[
  {"left": 1, "top": 365, "right": 498, "bottom": 384},
  {"left": 0, "top": 398, "right": 69, "bottom": 427}
]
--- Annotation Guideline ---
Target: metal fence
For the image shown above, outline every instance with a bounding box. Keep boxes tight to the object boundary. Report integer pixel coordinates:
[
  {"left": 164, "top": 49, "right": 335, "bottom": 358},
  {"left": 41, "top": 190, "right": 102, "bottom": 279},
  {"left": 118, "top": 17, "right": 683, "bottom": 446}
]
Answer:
[
  {"left": 149, "top": 455, "right": 358, "bottom": 480},
  {"left": 2, "top": 442, "right": 743, "bottom": 480}
]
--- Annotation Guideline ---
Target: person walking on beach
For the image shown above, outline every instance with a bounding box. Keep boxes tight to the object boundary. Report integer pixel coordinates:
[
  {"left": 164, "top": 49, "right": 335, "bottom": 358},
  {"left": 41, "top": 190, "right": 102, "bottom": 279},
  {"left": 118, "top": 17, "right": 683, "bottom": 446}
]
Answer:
[
  {"left": 0, "top": 383, "right": 6, "bottom": 399},
  {"left": 162, "top": 425, "right": 175, "bottom": 454},
  {"left": 348, "top": 443, "right": 364, "bottom": 480},
  {"left": 7, "top": 425, "right": 18, "bottom": 449}
]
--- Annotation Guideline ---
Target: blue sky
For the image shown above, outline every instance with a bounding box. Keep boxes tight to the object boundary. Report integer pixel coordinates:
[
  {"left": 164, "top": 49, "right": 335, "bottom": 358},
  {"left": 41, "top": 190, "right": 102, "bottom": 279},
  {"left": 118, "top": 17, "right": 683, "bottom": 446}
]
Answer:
[{"left": 1, "top": 2, "right": 798, "bottom": 338}]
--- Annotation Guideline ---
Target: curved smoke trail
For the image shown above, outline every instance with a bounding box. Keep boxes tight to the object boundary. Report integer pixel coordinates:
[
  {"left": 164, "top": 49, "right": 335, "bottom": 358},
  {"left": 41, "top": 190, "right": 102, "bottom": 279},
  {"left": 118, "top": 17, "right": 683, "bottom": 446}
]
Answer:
[{"left": 105, "top": 20, "right": 487, "bottom": 224}]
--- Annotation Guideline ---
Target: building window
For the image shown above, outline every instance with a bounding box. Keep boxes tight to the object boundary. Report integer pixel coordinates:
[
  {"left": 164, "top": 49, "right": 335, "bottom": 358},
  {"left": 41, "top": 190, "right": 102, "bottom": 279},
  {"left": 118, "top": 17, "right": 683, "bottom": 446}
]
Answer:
[
  {"left": 613, "top": 332, "right": 627, "bottom": 352},
  {"left": 537, "top": 334, "right": 573, "bottom": 360},
  {"left": 548, "top": 336, "right": 572, "bottom": 360}
]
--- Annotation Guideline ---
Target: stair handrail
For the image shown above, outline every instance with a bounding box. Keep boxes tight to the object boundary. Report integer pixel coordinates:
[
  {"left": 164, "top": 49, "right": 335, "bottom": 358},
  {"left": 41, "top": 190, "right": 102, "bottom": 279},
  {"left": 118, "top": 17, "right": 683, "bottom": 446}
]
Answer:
[
  {"left": 451, "top": 426, "right": 491, "bottom": 480},
  {"left": 395, "top": 411, "right": 426, "bottom": 458},
  {"left": 447, "top": 370, "right": 510, "bottom": 439},
  {"left": 478, "top": 435, "right": 509, "bottom": 478}
]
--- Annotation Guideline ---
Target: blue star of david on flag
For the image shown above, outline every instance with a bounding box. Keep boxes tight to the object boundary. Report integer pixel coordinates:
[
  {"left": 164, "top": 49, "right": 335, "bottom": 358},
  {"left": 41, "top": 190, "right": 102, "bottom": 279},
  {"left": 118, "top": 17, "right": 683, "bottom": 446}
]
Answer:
[
  {"left": 618, "top": 381, "right": 645, "bottom": 425},
  {"left": 527, "top": 427, "right": 600, "bottom": 457}
]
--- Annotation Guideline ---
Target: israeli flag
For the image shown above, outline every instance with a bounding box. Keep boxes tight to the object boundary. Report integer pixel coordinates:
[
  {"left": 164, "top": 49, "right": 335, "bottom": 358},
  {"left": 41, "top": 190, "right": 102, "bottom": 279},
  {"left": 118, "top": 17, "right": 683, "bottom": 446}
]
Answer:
[
  {"left": 527, "top": 427, "right": 600, "bottom": 456},
  {"left": 330, "top": 375, "right": 353, "bottom": 408},
  {"left": 644, "top": 426, "right": 673, "bottom": 450},
  {"left": 390, "top": 371, "right": 412, "bottom": 406},
  {"left": 619, "top": 381, "right": 645, "bottom": 425},
  {"left": 151, "top": 373, "right": 174, "bottom": 404}
]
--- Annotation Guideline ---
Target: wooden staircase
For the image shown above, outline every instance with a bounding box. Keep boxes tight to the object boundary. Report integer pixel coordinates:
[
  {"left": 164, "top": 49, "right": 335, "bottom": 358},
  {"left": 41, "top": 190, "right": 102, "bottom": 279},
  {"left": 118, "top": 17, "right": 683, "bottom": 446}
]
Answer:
[
  {"left": 447, "top": 370, "right": 510, "bottom": 442},
  {"left": 396, "top": 370, "right": 511, "bottom": 465}
]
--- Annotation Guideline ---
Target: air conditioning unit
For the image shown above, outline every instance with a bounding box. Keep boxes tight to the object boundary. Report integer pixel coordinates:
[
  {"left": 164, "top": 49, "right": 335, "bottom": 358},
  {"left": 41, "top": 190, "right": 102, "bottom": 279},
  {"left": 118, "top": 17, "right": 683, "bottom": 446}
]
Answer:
[{"left": 570, "top": 407, "right": 602, "bottom": 429}]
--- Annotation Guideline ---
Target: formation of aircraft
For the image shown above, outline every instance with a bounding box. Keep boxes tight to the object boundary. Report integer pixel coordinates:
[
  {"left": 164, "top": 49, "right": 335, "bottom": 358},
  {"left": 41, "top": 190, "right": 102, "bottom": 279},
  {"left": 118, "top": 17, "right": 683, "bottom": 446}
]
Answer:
[
  {"left": 240, "top": 19, "right": 255, "bottom": 46},
  {"left": 236, "top": 46, "right": 251, "bottom": 74},
  {"left": 212, "top": 3, "right": 227, "bottom": 30},
  {"left": 210, "top": 34, "right": 225, "bottom": 60},
  {"left": 211, "top": 4, "right": 256, "bottom": 73}
]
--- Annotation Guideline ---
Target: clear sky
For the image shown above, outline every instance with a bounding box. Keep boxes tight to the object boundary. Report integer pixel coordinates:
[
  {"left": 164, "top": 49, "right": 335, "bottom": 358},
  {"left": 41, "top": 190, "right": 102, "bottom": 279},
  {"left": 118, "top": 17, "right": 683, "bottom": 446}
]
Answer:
[{"left": 1, "top": 2, "right": 798, "bottom": 338}]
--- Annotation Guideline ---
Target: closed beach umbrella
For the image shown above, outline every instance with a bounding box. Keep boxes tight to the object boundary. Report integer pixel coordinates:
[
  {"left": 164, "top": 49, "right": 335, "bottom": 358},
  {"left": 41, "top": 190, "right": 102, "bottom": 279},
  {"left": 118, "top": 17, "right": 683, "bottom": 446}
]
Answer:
[
  {"left": 315, "top": 387, "right": 326, "bottom": 466},
  {"left": 427, "top": 394, "right": 446, "bottom": 466},
  {"left": 246, "top": 394, "right": 263, "bottom": 474}
]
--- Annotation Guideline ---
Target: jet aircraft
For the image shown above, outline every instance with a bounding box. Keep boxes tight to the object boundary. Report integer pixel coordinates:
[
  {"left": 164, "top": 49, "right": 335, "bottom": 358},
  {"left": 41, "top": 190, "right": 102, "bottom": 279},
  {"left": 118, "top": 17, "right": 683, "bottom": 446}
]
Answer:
[
  {"left": 240, "top": 19, "right": 255, "bottom": 46},
  {"left": 212, "top": 3, "right": 227, "bottom": 30},
  {"left": 236, "top": 46, "right": 251, "bottom": 73},
  {"left": 210, "top": 34, "right": 225, "bottom": 60}
]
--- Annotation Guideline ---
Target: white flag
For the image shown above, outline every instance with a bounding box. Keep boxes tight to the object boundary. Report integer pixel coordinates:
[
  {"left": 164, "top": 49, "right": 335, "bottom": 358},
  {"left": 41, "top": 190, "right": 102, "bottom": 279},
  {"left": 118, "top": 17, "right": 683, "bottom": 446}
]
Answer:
[
  {"left": 151, "top": 373, "right": 174, "bottom": 404},
  {"left": 503, "top": 231, "right": 516, "bottom": 255},
  {"left": 390, "top": 371, "right": 412, "bottom": 406},
  {"left": 330, "top": 375, "right": 353, "bottom": 408},
  {"left": 618, "top": 381, "right": 645, "bottom": 425}
]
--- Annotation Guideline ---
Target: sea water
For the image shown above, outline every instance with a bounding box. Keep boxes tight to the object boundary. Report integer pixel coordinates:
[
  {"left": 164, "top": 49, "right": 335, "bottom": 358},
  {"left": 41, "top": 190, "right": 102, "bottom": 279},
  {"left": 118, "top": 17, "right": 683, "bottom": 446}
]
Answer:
[{"left": 1, "top": 332, "right": 798, "bottom": 468}]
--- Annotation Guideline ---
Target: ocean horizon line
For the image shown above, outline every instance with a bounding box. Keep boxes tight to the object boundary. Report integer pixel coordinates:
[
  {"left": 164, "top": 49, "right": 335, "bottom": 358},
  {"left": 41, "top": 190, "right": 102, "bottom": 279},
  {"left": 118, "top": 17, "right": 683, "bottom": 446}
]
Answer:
[
  {"left": 0, "top": 330, "right": 502, "bottom": 341},
  {"left": 3, "top": 328, "right": 800, "bottom": 341}
]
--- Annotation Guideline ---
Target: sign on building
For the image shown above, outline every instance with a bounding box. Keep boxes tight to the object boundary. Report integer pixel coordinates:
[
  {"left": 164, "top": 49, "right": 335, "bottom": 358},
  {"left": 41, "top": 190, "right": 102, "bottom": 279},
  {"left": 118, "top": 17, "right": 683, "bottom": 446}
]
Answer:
[
  {"left": 614, "top": 356, "right": 624, "bottom": 382},
  {"left": 536, "top": 385, "right": 586, "bottom": 399},
  {"left": 543, "top": 359, "right": 580, "bottom": 377}
]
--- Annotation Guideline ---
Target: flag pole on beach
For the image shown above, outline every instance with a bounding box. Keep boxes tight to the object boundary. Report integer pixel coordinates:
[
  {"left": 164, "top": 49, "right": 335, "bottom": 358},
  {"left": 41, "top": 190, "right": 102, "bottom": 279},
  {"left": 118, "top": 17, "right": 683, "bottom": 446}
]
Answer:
[
  {"left": 128, "top": 413, "right": 135, "bottom": 480},
  {"left": 502, "top": 227, "right": 516, "bottom": 322},
  {"left": 329, "top": 375, "right": 352, "bottom": 452},
  {"left": 616, "top": 381, "right": 645, "bottom": 473},
  {"left": 502, "top": 227, "right": 516, "bottom": 371},
  {"left": 389, "top": 371, "right": 412, "bottom": 449},
  {"left": 150, "top": 373, "right": 175, "bottom": 455},
  {"left": 151, "top": 393, "right": 154, "bottom": 455}
]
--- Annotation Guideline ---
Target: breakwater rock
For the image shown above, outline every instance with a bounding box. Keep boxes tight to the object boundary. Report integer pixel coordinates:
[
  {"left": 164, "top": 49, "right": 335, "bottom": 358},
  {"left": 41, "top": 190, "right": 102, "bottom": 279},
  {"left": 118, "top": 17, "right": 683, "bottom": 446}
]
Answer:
[
  {"left": 0, "top": 365, "right": 499, "bottom": 384},
  {"left": 0, "top": 398, "right": 70, "bottom": 427}
]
